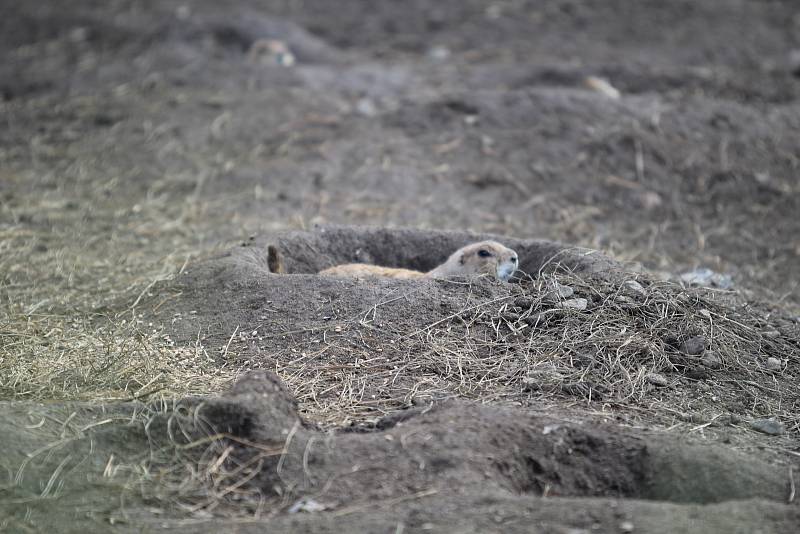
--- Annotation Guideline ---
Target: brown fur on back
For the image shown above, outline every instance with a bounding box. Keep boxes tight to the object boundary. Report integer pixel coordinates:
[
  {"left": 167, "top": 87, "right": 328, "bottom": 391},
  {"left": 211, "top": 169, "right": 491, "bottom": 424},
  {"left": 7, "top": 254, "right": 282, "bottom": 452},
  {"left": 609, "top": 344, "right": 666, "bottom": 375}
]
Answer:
[
  {"left": 268, "top": 240, "right": 519, "bottom": 281},
  {"left": 319, "top": 264, "right": 425, "bottom": 279}
]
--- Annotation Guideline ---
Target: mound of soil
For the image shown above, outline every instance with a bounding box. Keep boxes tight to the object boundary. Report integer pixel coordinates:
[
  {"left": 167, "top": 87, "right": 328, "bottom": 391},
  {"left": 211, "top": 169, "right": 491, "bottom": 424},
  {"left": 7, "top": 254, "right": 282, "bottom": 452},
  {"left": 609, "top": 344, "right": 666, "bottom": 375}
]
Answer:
[
  {"left": 2, "top": 1, "right": 799, "bottom": 532},
  {"left": 2, "top": 371, "right": 798, "bottom": 533},
  {"left": 145, "top": 226, "right": 798, "bottom": 424},
  {"left": 150, "top": 225, "right": 618, "bottom": 345}
]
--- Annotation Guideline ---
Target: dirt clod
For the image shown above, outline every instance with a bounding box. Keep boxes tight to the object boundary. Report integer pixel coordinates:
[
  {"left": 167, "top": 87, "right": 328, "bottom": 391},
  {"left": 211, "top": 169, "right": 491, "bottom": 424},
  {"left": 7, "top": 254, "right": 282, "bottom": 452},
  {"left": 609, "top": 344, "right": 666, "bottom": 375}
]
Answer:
[
  {"left": 701, "top": 352, "right": 723, "bottom": 369},
  {"left": 750, "top": 419, "right": 786, "bottom": 436},
  {"left": 766, "top": 357, "right": 783, "bottom": 371},
  {"left": 680, "top": 336, "right": 708, "bottom": 356}
]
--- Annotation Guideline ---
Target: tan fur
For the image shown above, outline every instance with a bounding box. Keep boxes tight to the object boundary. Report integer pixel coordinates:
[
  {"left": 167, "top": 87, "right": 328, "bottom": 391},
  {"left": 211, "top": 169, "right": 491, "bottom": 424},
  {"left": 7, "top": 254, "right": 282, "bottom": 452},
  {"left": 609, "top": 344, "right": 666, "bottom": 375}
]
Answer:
[
  {"left": 318, "top": 241, "right": 519, "bottom": 281},
  {"left": 318, "top": 264, "right": 426, "bottom": 279},
  {"left": 426, "top": 241, "right": 518, "bottom": 281},
  {"left": 268, "top": 240, "right": 519, "bottom": 281}
]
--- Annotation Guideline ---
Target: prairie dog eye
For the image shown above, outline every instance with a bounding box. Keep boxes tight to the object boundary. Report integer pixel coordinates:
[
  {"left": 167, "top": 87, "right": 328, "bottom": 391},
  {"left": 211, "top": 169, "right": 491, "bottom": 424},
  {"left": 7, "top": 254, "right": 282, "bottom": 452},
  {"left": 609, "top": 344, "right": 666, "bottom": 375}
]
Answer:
[
  {"left": 478, "top": 249, "right": 492, "bottom": 258},
  {"left": 511, "top": 256, "right": 518, "bottom": 263}
]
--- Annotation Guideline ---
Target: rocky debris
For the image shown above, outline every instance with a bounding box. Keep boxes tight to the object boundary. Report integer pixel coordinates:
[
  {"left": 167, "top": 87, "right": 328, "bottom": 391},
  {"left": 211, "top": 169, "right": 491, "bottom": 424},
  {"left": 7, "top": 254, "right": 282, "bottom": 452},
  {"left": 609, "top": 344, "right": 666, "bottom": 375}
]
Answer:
[
  {"left": 765, "top": 357, "right": 782, "bottom": 371},
  {"left": 427, "top": 45, "right": 451, "bottom": 61},
  {"left": 288, "top": 498, "right": 328, "bottom": 513},
  {"left": 750, "top": 419, "right": 785, "bottom": 436},
  {"left": 789, "top": 49, "right": 800, "bottom": 76},
  {"left": 646, "top": 373, "right": 669, "bottom": 387},
  {"left": 558, "top": 298, "right": 588, "bottom": 311},
  {"left": 622, "top": 280, "right": 647, "bottom": 298},
  {"left": 514, "top": 296, "right": 535, "bottom": 310},
  {"left": 584, "top": 75, "right": 621, "bottom": 100},
  {"left": 700, "top": 352, "right": 723, "bottom": 369},
  {"left": 680, "top": 268, "right": 734, "bottom": 289},
  {"left": 355, "top": 97, "right": 378, "bottom": 117},
  {"left": 762, "top": 329, "right": 781, "bottom": 339},
  {"left": 545, "top": 280, "right": 575, "bottom": 300},
  {"left": 680, "top": 335, "right": 708, "bottom": 355}
]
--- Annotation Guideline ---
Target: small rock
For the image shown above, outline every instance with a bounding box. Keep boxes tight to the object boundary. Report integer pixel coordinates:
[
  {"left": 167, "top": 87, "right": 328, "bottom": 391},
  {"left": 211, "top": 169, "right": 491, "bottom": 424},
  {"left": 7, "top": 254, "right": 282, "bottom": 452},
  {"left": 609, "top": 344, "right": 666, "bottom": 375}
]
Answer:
[
  {"left": 584, "top": 76, "right": 621, "bottom": 100},
  {"left": 680, "top": 268, "right": 733, "bottom": 289},
  {"left": 700, "top": 352, "right": 723, "bottom": 369},
  {"left": 355, "top": 98, "right": 377, "bottom": 117},
  {"left": 765, "top": 357, "right": 782, "bottom": 371},
  {"left": 639, "top": 191, "right": 663, "bottom": 210},
  {"left": 622, "top": 280, "right": 647, "bottom": 297},
  {"left": 684, "top": 367, "right": 710, "bottom": 380},
  {"left": 546, "top": 280, "right": 574, "bottom": 299},
  {"left": 288, "top": 497, "right": 328, "bottom": 513},
  {"left": 558, "top": 298, "right": 587, "bottom": 311},
  {"left": 69, "top": 26, "right": 89, "bottom": 43},
  {"left": 762, "top": 330, "right": 781, "bottom": 339},
  {"left": 750, "top": 418, "right": 785, "bottom": 436},
  {"left": 680, "top": 335, "right": 707, "bottom": 356},
  {"left": 427, "top": 45, "right": 451, "bottom": 61},
  {"left": 619, "top": 521, "right": 635, "bottom": 533},
  {"left": 175, "top": 4, "right": 191, "bottom": 20},
  {"left": 790, "top": 49, "right": 800, "bottom": 75},
  {"left": 646, "top": 373, "right": 668, "bottom": 387},
  {"left": 614, "top": 295, "right": 635, "bottom": 306},
  {"left": 514, "top": 296, "right": 534, "bottom": 309}
]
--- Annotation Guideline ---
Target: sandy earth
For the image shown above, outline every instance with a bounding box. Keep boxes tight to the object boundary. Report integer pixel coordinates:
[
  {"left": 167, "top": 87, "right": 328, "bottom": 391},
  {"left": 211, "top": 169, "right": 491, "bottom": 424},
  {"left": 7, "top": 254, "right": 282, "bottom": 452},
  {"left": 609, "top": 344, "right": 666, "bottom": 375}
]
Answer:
[{"left": 1, "top": 1, "right": 799, "bottom": 532}]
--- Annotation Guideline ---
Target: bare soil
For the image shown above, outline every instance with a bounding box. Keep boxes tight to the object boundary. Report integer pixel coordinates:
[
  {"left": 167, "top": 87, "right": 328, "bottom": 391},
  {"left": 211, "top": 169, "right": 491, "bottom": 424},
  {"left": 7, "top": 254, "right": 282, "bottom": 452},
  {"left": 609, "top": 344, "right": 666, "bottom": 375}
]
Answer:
[{"left": 1, "top": 1, "right": 799, "bottom": 533}]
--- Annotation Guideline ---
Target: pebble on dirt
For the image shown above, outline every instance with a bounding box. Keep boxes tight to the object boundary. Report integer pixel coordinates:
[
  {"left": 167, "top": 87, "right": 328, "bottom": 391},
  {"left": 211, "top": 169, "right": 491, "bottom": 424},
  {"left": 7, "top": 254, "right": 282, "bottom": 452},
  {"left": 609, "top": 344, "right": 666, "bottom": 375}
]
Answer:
[
  {"left": 646, "top": 373, "right": 669, "bottom": 387},
  {"left": 765, "top": 357, "right": 782, "bottom": 371},
  {"left": 622, "top": 280, "right": 647, "bottom": 297},
  {"left": 679, "top": 268, "right": 734, "bottom": 289},
  {"left": 700, "top": 352, "right": 723, "bottom": 369},
  {"left": 750, "top": 419, "right": 785, "bottom": 436},
  {"left": 546, "top": 280, "right": 575, "bottom": 299},
  {"left": 680, "top": 335, "right": 708, "bottom": 355},
  {"left": 558, "top": 298, "right": 588, "bottom": 311}
]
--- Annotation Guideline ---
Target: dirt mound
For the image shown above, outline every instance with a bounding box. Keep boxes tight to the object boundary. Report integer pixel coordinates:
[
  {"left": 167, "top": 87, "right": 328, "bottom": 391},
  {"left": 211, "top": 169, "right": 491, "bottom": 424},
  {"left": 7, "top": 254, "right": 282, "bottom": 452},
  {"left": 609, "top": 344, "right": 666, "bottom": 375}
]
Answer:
[
  {"left": 2, "top": 1, "right": 799, "bottom": 532},
  {"left": 3, "top": 373, "right": 796, "bottom": 533},
  {"left": 150, "top": 224, "right": 618, "bottom": 347},
  {"left": 145, "top": 226, "right": 798, "bottom": 425},
  {"left": 178, "top": 370, "right": 792, "bottom": 506}
]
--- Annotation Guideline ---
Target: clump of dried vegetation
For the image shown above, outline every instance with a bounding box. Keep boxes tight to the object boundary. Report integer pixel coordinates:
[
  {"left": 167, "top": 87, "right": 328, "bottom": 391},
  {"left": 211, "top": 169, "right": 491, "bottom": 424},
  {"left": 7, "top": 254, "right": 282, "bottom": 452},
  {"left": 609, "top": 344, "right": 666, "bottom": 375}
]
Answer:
[
  {"left": 225, "top": 266, "right": 799, "bottom": 433},
  {"left": 413, "top": 270, "right": 799, "bottom": 418},
  {"left": 0, "top": 308, "right": 237, "bottom": 401},
  {"left": 87, "top": 267, "right": 800, "bottom": 518}
]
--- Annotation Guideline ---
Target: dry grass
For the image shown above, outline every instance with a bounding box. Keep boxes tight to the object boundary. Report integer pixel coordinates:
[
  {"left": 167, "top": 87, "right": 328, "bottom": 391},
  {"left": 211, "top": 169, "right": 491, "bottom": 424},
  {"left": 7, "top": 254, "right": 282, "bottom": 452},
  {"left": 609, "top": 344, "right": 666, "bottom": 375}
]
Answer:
[
  {"left": 0, "top": 308, "right": 240, "bottom": 402},
  {"left": 65, "top": 267, "right": 798, "bottom": 519},
  {"left": 0, "top": 164, "right": 253, "bottom": 404},
  {"left": 263, "top": 269, "right": 800, "bottom": 432},
  {"left": 119, "top": 402, "right": 288, "bottom": 521}
]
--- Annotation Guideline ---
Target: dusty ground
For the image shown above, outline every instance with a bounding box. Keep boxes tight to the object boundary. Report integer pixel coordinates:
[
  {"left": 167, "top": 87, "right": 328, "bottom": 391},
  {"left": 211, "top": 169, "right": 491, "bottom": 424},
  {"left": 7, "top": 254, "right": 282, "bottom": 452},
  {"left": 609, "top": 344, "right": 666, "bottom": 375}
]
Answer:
[{"left": 1, "top": 1, "right": 799, "bottom": 532}]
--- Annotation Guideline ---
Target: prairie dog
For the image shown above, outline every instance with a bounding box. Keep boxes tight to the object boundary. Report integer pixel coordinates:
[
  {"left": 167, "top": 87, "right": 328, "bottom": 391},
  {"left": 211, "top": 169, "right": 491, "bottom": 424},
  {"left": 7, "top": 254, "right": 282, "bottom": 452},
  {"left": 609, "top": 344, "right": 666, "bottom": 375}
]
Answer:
[{"left": 316, "top": 241, "right": 519, "bottom": 281}]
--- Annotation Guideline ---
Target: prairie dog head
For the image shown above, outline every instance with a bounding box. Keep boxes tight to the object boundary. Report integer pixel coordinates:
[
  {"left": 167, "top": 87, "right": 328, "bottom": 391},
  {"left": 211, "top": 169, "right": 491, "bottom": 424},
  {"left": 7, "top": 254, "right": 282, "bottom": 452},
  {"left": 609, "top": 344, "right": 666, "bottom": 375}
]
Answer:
[{"left": 428, "top": 240, "right": 518, "bottom": 281}]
